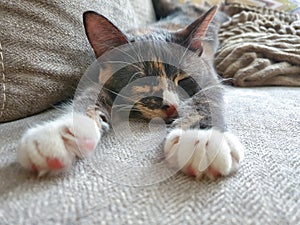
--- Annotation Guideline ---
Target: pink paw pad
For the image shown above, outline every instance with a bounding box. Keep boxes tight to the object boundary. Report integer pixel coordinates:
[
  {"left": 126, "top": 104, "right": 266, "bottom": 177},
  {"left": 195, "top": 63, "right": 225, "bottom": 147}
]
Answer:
[
  {"left": 186, "top": 165, "right": 197, "bottom": 177},
  {"left": 31, "top": 163, "right": 38, "bottom": 172},
  {"left": 46, "top": 158, "right": 64, "bottom": 170},
  {"left": 207, "top": 167, "right": 221, "bottom": 177},
  {"left": 80, "top": 139, "right": 97, "bottom": 151}
]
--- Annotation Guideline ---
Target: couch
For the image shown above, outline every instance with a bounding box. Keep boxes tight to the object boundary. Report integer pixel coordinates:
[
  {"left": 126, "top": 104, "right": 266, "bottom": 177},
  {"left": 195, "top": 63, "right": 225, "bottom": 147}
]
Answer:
[{"left": 1, "top": 0, "right": 299, "bottom": 224}]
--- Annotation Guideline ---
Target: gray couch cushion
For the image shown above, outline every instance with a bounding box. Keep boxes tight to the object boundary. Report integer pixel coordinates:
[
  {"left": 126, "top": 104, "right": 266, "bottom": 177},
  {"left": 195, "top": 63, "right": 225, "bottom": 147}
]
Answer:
[
  {"left": 0, "top": 0, "right": 155, "bottom": 122},
  {"left": 0, "top": 87, "right": 299, "bottom": 224}
]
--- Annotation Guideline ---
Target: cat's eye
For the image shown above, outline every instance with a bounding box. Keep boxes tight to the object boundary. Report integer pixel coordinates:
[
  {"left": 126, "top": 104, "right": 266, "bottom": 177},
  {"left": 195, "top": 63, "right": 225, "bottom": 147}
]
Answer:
[{"left": 177, "top": 77, "right": 200, "bottom": 96}]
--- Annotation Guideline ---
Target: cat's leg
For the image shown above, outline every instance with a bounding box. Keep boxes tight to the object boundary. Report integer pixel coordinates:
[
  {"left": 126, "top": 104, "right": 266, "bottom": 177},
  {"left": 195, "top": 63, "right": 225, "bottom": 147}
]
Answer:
[
  {"left": 18, "top": 106, "right": 109, "bottom": 176},
  {"left": 164, "top": 128, "right": 244, "bottom": 179},
  {"left": 164, "top": 91, "right": 244, "bottom": 179}
]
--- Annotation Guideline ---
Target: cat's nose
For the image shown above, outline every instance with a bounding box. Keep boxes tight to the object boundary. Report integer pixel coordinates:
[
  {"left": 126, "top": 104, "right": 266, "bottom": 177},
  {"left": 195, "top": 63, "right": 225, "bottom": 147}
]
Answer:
[{"left": 162, "top": 104, "right": 177, "bottom": 117}]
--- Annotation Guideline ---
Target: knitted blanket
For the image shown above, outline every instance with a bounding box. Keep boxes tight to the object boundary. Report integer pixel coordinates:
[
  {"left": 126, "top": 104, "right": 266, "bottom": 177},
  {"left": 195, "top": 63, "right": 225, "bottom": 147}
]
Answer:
[{"left": 216, "top": 3, "right": 300, "bottom": 86}]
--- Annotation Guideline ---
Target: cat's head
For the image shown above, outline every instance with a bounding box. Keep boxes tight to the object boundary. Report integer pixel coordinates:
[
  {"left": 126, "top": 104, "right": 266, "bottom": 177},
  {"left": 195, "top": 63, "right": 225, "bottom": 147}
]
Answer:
[{"left": 83, "top": 6, "right": 219, "bottom": 123}]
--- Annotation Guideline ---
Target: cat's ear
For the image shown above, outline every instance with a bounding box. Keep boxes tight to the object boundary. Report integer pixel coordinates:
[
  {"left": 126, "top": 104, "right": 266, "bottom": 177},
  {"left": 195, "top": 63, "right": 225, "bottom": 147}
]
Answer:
[
  {"left": 172, "top": 6, "right": 218, "bottom": 55},
  {"left": 83, "top": 11, "right": 128, "bottom": 58}
]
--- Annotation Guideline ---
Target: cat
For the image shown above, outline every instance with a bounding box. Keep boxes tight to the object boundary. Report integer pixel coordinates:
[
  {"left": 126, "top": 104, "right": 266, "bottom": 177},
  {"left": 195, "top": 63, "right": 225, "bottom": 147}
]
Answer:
[{"left": 17, "top": 0, "right": 244, "bottom": 179}]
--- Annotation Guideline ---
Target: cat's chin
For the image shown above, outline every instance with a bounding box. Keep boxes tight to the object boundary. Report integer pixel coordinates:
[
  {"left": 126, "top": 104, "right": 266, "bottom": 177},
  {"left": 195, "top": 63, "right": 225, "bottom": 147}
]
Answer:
[
  {"left": 164, "top": 117, "right": 177, "bottom": 124},
  {"left": 131, "top": 111, "right": 178, "bottom": 124},
  {"left": 143, "top": 116, "right": 177, "bottom": 125}
]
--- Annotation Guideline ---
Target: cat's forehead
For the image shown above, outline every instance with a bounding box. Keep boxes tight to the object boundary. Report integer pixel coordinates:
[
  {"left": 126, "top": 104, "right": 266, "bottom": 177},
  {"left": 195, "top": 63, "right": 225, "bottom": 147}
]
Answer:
[
  {"left": 127, "top": 28, "right": 172, "bottom": 42},
  {"left": 139, "top": 60, "right": 184, "bottom": 78},
  {"left": 142, "top": 60, "right": 166, "bottom": 73}
]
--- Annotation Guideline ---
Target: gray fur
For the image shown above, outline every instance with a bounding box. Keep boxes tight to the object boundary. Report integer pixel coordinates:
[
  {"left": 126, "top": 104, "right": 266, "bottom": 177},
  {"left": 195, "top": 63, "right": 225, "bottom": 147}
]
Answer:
[{"left": 80, "top": 1, "right": 226, "bottom": 133}]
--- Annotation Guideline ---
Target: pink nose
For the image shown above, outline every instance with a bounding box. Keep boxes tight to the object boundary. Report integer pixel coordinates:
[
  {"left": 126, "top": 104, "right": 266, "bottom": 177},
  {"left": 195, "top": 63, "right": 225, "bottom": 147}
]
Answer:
[{"left": 165, "top": 105, "right": 177, "bottom": 117}]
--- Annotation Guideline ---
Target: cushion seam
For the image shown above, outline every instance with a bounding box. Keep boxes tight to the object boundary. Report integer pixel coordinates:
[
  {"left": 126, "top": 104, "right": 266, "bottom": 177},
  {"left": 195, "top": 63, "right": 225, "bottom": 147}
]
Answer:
[{"left": 0, "top": 42, "right": 6, "bottom": 120}]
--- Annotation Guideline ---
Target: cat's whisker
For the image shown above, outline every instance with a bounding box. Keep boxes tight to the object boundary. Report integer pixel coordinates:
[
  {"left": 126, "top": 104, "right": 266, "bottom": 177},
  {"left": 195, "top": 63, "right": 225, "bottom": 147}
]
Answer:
[
  {"left": 114, "top": 105, "right": 134, "bottom": 108},
  {"left": 81, "top": 75, "right": 99, "bottom": 84},
  {"left": 101, "top": 87, "right": 137, "bottom": 104},
  {"left": 178, "top": 45, "right": 190, "bottom": 65},
  {"left": 129, "top": 43, "right": 147, "bottom": 64},
  {"left": 112, "top": 105, "right": 141, "bottom": 113},
  {"left": 111, "top": 43, "right": 138, "bottom": 62},
  {"left": 112, "top": 104, "right": 134, "bottom": 107},
  {"left": 127, "top": 71, "right": 145, "bottom": 85},
  {"left": 132, "top": 43, "right": 144, "bottom": 64},
  {"left": 221, "top": 78, "right": 235, "bottom": 83},
  {"left": 112, "top": 105, "right": 134, "bottom": 110},
  {"left": 199, "top": 83, "right": 223, "bottom": 93},
  {"left": 103, "top": 60, "right": 142, "bottom": 71},
  {"left": 50, "top": 104, "right": 71, "bottom": 113},
  {"left": 66, "top": 75, "right": 100, "bottom": 94},
  {"left": 103, "top": 84, "right": 149, "bottom": 104}
]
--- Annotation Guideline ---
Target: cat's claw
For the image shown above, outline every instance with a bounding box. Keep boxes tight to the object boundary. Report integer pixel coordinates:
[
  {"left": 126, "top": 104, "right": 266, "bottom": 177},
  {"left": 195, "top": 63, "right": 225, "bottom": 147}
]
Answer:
[
  {"left": 18, "top": 114, "right": 101, "bottom": 176},
  {"left": 164, "top": 128, "right": 244, "bottom": 179}
]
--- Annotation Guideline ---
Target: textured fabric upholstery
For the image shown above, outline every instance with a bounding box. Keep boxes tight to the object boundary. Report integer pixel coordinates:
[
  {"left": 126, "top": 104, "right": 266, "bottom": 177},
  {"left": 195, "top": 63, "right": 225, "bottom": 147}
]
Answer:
[
  {"left": 0, "top": 0, "right": 155, "bottom": 122},
  {"left": 0, "top": 87, "right": 299, "bottom": 224},
  {"left": 216, "top": 3, "right": 300, "bottom": 87},
  {"left": 1, "top": 1, "right": 299, "bottom": 224}
]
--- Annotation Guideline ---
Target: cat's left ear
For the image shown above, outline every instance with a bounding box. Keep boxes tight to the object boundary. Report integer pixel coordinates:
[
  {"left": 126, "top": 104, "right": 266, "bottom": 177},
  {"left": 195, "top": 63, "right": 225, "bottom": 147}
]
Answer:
[
  {"left": 83, "top": 11, "right": 129, "bottom": 58},
  {"left": 172, "top": 6, "right": 218, "bottom": 55}
]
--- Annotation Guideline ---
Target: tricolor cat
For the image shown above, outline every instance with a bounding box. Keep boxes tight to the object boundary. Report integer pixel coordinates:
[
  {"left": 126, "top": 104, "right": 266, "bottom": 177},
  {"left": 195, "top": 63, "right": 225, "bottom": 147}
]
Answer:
[{"left": 18, "top": 0, "right": 244, "bottom": 179}]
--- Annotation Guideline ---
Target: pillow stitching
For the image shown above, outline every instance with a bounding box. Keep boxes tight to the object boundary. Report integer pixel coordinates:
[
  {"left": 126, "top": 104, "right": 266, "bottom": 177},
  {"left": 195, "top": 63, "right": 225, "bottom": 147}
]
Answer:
[{"left": 0, "top": 42, "right": 6, "bottom": 120}]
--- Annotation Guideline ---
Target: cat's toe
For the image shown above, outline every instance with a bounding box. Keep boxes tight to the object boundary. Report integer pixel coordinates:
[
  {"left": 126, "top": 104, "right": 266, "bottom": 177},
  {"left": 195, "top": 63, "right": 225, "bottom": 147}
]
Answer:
[
  {"left": 204, "top": 132, "right": 244, "bottom": 179},
  {"left": 60, "top": 114, "right": 101, "bottom": 157},
  {"left": 164, "top": 129, "right": 210, "bottom": 178},
  {"left": 224, "top": 132, "right": 245, "bottom": 173}
]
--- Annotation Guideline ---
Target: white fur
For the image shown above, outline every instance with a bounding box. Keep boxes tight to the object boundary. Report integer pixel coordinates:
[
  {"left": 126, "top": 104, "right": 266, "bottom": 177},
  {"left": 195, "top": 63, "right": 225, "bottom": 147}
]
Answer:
[
  {"left": 164, "top": 128, "right": 244, "bottom": 179},
  {"left": 163, "top": 90, "right": 180, "bottom": 107},
  {"left": 18, "top": 111, "right": 244, "bottom": 180},
  {"left": 18, "top": 113, "right": 103, "bottom": 176}
]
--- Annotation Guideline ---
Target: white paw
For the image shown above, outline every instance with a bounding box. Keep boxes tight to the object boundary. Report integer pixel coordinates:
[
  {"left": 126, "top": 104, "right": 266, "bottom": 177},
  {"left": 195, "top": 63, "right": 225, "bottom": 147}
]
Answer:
[
  {"left": 164, "top": 128, "right": 244, "bottom": 179},
  {"left": 18, "top": 113, "right": 101, "bottom": 176}
]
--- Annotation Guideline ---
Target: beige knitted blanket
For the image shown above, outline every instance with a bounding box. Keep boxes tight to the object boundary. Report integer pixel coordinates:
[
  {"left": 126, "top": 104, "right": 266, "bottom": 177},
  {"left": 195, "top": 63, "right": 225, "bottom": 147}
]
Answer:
[{"left": 216, "top": 3, "right": 300, "bottom": 86}]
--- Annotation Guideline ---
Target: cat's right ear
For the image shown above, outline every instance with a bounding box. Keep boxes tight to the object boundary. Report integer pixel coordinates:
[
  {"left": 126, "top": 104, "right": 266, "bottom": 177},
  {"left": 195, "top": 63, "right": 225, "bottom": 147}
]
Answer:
[
  {"left": 83, "top": 11, "right": 128, "bottom": 58},
  {"left": 171, "top": 6, "right": 218, "bottom": 55}
]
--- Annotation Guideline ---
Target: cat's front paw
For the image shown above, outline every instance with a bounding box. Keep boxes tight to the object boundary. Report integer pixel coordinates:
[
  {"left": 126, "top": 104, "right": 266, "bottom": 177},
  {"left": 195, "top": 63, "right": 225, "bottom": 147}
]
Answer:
[
  {"left": 18, "top": 114, "right": 101, "bottom": 176},
  {"left": 164, "top": 128, "right": 244, "bottom": 179}
]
